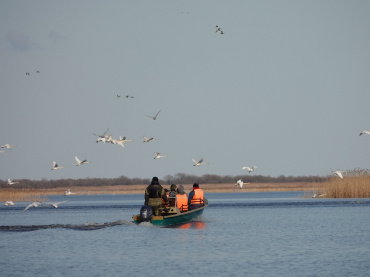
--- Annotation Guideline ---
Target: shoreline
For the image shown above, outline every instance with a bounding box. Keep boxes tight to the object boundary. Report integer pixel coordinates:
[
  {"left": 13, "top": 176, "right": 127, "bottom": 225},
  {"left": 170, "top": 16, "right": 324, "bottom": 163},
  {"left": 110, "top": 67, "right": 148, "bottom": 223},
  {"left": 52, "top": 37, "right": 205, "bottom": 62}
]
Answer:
[{"left": 0, "top": 182, "right": 321, "bottom": 202}]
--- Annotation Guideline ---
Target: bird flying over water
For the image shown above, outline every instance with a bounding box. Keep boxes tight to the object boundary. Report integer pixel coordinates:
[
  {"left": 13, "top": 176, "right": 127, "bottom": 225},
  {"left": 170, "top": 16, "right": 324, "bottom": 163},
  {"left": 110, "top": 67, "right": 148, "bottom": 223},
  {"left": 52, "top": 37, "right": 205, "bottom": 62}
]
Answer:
[
  {"left": 146, "top": 110, "right": 161, "bottom": 120},
  {"left": 359, "top": 131, "right": 370, "bottom": 136},
  {"left": 192, "top": 158, "right": 208, "bottom": 166},
  {"left": 75, "top": 156, "right": 91, "bottom": 166},
  {"left": 242, "top": 166, "right": 257, "bottom": 173},
  {"left": 52, "top": 161, "right": 65, "bottom": 170},
  {"left": 5, "top": 201, "right": 15, "bottom": 206},
  {"left": 24, "top": 201, "right": 42, "bottom": 211},
  {"left": 45, "top": 200, "right": 68, "bottom": 208}
]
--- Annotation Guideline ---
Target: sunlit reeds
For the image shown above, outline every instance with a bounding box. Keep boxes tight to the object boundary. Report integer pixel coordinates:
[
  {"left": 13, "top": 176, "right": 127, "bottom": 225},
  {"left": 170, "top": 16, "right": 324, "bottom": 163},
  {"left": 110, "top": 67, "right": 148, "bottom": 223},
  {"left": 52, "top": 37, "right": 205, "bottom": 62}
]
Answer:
[{"left": 321, "top": 169, "right": 370, "bottom": 198}]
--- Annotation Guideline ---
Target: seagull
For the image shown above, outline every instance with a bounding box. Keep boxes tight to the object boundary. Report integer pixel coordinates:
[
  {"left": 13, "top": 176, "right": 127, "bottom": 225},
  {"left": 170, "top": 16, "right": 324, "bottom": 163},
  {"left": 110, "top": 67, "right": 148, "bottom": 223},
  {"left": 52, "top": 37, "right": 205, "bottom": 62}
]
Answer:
[
  {"left": 215, "top": 25, "right": 224, "bottom": 34},
  {"left": 192, "top": 158, "right": 208, "bottom": 166},
  {"left": 154, "top": 152, "right": 167, "bottom": 159},
  {"left": 242, "top": 166, "right": 257, "bottom": 173},
  {"left": 235, "top": 179, "right": 244, "bottom": 189},
  {"left": 4, "top": 201, "right": 15, "bottom": 206},
  {"left": 64, "top": 189, "right": 76, "bottom": 196},
  {"left": 333, "top": 170, "right": 346, "bottom": 179},
  {"left": 117, "top": 94, "right": 121, "bottom": 98},
  {"left": 45, "top": 200, "right": 68, "bottom": 208},
  {"left": 143, "top": 136, "right": 157, "bottom": 143},
  {"left": 8, "top": 178, "right": 19, "bottom": 185},
  {"left": 359, "top": 131, "right": 370, "bottom": 136},
  {"left": 75, "top": 156, "right": 91, "bottom": 166},
  {"left": 51, "top": 161, "right": 65, "bottom": 170},
  {"left": 24, "top": 201, "right": 42, "bottom": 211},
  {"left": 93, "top": 128, "right": 109, "bottom": 143},
  {"left": 126, "top": 95, "right": 134, "bottom": 98},
  {"left": 111, "top": 136, "right": 133, "bottom": 148},
  {"left": 146, "top": 110, "right": 161, "bottom": 120},
  {"left": 1, "top": 144, "right": 16, "bottom": 150}
]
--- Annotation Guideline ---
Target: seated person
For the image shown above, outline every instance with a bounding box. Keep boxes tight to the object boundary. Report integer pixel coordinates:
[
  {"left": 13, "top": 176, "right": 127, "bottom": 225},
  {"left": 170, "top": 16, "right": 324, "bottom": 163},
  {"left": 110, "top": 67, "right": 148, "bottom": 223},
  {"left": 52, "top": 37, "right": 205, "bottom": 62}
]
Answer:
[
  {"left": 176, "top": 184, "right": 188, "bottom": 212},
  {"left": 168, "top": 184, "right": 177, "bottom": 207},
  {"left": 188, "top": 183, "right": 204, "bottom": 210}
]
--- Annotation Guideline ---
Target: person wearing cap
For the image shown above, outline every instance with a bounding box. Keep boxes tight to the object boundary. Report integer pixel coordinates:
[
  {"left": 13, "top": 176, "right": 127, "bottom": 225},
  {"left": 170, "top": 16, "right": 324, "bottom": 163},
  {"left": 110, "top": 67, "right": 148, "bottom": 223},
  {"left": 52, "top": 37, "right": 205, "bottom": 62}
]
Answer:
[
  {"left": 188, "top": 183, "right": 204, "bottom": 210},
  {"left": 144, "top": 177, "right": 168, "bottom": 215},
  {"left": 176, "top": 184, "right": 188, "bottom": 212}
]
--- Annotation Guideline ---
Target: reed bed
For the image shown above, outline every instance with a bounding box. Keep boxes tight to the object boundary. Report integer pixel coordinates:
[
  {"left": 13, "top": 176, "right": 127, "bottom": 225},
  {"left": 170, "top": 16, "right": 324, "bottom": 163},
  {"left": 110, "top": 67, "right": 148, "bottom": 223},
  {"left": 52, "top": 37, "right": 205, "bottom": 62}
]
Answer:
[
  {"left": 0, "top": 182, "right": 320, "bottom": 202},
  {"left": 321, "top": 175, "right": 370, "bottom": 198}
]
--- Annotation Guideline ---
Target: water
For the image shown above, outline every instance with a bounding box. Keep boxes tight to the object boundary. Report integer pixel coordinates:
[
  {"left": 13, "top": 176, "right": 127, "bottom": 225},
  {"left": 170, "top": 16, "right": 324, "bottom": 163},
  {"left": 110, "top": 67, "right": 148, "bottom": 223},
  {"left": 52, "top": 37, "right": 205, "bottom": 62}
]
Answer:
[{"left": 1, "top": 192, "right": 370, "bottom": 277}]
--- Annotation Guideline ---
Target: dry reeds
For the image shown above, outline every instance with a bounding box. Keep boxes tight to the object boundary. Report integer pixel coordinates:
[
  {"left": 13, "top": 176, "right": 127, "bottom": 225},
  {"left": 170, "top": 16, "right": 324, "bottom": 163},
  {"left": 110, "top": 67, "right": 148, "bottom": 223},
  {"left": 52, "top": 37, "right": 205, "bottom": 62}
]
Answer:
[{"left": 321, "top": 171, "right": 370, "bottom": 198}]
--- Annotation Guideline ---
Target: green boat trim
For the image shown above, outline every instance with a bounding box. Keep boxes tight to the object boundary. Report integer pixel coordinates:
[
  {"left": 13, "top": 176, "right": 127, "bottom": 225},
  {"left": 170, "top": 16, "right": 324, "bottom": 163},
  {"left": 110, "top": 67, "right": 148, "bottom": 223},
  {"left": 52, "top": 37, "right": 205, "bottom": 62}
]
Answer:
[{"left": 133, "top": 200, "right": 208, "bottom": 227}]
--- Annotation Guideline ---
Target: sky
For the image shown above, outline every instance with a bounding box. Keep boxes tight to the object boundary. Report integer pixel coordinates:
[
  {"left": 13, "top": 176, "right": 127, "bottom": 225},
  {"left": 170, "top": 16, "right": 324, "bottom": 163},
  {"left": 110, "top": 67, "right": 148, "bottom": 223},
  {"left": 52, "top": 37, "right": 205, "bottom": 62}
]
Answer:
[{"left": 1, "top": 0, "right": 370, "bottom": 181}]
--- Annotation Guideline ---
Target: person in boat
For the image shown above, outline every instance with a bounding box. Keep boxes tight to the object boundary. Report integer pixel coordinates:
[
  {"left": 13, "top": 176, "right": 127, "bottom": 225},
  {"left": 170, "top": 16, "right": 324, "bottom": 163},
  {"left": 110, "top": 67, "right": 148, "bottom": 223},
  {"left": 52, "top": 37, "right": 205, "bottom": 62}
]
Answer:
[
  {"left": 176, "top": 184, "right": 188, "bottom": 212},
  {"left": 144, "top": 177, "right": 168, "bottom": 215},
  {"left": 168, "top": 184, "right": 177, "bottom": 207},
  {"left": 188, "top": 183, "right": 204, "bottom": 210}
]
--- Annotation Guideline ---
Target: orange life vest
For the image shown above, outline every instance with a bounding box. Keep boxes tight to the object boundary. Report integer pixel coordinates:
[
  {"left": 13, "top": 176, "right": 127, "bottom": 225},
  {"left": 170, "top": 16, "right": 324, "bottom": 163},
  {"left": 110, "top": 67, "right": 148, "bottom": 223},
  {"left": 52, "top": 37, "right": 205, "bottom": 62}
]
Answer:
[
  {"left": 190, "top": 188, "right": 204, "bottom": 206},
  {"left": 176, "top": 194, "right": 188, "bottom": 212}
]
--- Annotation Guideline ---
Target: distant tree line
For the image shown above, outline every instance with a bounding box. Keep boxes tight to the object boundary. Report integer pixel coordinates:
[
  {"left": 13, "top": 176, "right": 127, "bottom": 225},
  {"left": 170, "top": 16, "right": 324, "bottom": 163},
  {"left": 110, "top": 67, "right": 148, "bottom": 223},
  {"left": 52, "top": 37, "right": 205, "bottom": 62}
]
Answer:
[{"left": 0, "top": 173, "right": 327, "bottom": 189}]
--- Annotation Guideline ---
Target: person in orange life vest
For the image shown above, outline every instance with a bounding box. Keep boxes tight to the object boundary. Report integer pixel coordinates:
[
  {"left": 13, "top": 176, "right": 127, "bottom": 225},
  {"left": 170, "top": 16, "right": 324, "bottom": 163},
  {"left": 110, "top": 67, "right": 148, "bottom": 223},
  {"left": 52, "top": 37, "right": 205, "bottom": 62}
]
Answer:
[
  {"left": 188, "top": 183, "right": 204, "bottom": 210},
  {"left": 176, "top": 184, "right": 188, "bottom": 212}
]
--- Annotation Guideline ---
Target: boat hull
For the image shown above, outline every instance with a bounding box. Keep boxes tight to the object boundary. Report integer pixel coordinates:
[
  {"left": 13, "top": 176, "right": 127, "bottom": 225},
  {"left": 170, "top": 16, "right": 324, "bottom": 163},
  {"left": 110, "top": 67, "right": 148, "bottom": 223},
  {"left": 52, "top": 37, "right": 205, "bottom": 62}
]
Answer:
[{"left": 133, "top": 205, "right": 206, "bottom": 227}]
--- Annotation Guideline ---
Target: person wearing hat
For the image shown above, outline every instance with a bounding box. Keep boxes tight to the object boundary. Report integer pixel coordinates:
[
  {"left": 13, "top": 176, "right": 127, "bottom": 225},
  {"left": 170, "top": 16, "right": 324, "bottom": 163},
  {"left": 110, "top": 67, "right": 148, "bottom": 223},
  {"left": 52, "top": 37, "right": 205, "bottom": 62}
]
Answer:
[
  {"left": 144, "top": 177, "right": 168, "bottom": 215},
  {"left": 176, "top": 184, "right": 188, "bottom": 212},
  {"left": 188, "top": 183, "right": 204, "bottom": 210}
]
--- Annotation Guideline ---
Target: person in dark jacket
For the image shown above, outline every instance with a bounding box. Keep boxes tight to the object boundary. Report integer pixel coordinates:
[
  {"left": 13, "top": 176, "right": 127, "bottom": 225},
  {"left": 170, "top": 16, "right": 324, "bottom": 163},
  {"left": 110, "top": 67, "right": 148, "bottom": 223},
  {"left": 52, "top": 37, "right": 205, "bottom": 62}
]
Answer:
[{"left": 144, "top": 177, "right": 168, "bottom": 215}]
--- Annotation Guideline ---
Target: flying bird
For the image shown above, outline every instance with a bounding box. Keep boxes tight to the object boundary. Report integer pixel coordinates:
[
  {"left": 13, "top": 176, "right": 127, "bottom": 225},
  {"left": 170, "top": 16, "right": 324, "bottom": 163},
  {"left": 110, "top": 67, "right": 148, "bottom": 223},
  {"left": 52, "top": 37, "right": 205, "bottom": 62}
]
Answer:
[
  {"left": 192, "top": 158, "right": 208, "bottom": 166},
  {"left": 154, "top": 152, "right": 167, "bottom": 159},
  {"left": 45, "top": 200, "right": 68, "bottom": 208},
  {"left": 93, "top": 128, "right": 109, "bottom": 143},
  {"left": 75, "top": 156, "right": 91, "bottom": 166},
  {"left": 215, "top": 25, "right": 224, "bottom": 34},
  {"left": 1, "top": 144, "right": 16, "bottom": 150},
  {"left": 143, "top": 136, "right": 157, "bottom": 143},
  {"left": 36, "top": 70, "right": 40, "bottom": 73},
  {"left": 26, "top": 72, "right": 30, "bottom": 75},
  {"left": 4, "top": 201, "right": 15, "bottom": 206},
  {"left": 24, "top": 201, "right": 42, "bottom": 211},
  {"left": 126, "top": 95, "right": 134, "bottom": 98},
  {"left": 117, "top": 94, "right": 121, "bottom": 98},
  {"left": 8, "top": 178, "right": 19, "bottom": 185},
  {"left": 51, "top": 161, "right": 65, "bottom": 170},
  {"left": 64, "top": 189, "right": 76, "bottom": 196},
  {"left": 146, "top": 110, "right": 161, "bottom": 120},
  {"left": 359, "top": 131, "right": 370, "bottom": 136},
  {"left": 333, "top": 170, "right": 346, "bottom": 179},
  {"left": 242, "top": 166, "right": 257, "bottom": 173}
]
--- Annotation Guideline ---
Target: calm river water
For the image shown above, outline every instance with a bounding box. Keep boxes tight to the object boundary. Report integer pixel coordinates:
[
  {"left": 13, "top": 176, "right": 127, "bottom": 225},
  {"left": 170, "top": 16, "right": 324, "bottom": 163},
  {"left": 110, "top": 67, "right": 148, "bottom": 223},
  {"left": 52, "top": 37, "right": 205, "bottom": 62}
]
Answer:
[{"left": 1, "top": 191, "right": 369, "bottom": 277}]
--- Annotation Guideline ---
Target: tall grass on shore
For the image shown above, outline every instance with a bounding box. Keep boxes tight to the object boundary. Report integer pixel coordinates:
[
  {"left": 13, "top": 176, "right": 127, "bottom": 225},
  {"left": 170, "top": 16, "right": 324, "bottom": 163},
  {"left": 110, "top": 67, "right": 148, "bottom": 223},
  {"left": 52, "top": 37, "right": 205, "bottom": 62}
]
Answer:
[
  {"left": 321, "top": 169, "right": 370, "bottom": 198},
  {"left": 0, "top": 189, "right": 48, "bottom": 202}
]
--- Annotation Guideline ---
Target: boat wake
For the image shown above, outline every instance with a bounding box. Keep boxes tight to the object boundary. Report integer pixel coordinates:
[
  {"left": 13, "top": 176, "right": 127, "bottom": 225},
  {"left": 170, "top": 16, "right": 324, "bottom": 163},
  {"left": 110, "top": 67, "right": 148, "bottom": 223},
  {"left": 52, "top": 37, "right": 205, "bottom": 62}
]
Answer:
[{"left": 0, "top": 219, "right": 136, "bottom": 232}]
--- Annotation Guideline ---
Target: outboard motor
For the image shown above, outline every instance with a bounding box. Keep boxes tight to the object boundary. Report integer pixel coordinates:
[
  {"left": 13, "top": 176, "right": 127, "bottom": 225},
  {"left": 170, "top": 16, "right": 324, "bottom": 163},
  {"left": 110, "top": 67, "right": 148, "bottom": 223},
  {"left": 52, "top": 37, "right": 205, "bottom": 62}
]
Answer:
[{"left": 140, "top": 205, "right": 153, "bottom": 222}]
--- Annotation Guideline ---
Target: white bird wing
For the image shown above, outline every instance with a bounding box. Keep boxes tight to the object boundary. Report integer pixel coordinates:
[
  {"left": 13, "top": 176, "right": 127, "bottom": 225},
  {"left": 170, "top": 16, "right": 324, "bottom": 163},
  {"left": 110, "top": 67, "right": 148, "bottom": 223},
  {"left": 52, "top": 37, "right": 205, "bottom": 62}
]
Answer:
[{"left": 75, "top": 156, "right": 81, "bottom": 164}]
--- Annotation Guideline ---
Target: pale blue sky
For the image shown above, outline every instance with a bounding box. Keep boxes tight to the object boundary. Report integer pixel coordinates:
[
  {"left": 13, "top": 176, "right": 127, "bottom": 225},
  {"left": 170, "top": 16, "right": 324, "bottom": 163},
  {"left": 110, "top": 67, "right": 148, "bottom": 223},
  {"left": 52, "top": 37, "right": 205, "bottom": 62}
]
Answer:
[{"left": 1, "top": 1, "right": 370, "bottom": 181}]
